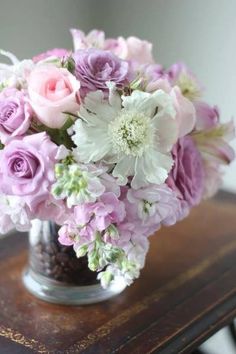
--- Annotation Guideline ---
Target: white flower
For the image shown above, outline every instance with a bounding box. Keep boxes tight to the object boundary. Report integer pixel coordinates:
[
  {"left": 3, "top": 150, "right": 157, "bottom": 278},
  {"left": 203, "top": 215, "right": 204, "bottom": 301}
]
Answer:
[
  {"left": 176, "top": 72, "right": 201, "bottom": 101},
  {"left": 0, "top": 194, "right": 31, "bottom": 234},
  {"left": 72, "top": 85, "right": 178, "bottom": 189},
  {"left": 0, "top": 50, "right": 34, "bottom": 89},
  {"left": 52, "top": 162, "right": 105, "bottom": 208},
  {"left": 98, "top": 235, "right": 149, "bottom": 288}
]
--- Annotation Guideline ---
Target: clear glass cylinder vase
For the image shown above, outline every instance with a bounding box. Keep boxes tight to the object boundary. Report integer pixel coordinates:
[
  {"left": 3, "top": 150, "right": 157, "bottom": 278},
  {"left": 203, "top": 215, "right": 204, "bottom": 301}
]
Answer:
[{"left": 22, "top": 220, "right": 126, "bottom": 305}]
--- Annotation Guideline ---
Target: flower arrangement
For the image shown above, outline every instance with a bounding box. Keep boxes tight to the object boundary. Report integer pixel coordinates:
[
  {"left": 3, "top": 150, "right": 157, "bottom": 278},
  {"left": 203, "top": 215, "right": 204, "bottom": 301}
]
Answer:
[{"left": 0, "top": 29, "right": 234, "bottom": 288}]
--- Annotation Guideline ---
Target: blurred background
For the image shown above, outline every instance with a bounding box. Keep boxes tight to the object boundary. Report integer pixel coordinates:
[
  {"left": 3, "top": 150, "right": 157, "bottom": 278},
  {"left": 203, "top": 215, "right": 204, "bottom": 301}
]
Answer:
[
  {"left": 0, "top": 1, "right": 235, "bottom": 353},
  {"left": 0, "top": 0, "right": 235, "bottom": 193}
]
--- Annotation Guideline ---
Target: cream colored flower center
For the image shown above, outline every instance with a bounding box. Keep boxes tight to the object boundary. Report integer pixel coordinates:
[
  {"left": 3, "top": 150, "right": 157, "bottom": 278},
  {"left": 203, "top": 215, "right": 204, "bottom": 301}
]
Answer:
[
  {"left": 177, "top": 73, "right": 201, "bottom": 101},
  {"left": 109, "top": 111, "right": 153, "bottom": 156}
]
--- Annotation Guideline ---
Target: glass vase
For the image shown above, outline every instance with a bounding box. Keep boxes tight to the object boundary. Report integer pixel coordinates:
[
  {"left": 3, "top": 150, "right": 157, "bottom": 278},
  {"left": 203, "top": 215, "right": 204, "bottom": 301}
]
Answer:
[{"left": 22, "top": 220, "right": 126, "bottom": 305}]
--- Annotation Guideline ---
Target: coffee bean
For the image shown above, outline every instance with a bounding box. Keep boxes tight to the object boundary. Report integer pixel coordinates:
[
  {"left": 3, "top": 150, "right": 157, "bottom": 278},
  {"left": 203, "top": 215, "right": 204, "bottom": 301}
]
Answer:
[
  {"left": 46, "top": 242, "right": 58, "bottom": 255},
  {"left": 56, "top": 252, "right": 69, "bottom": 264}
]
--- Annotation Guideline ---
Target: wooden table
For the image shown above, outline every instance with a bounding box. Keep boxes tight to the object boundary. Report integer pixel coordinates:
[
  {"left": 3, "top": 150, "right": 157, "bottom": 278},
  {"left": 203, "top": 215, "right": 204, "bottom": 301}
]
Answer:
[{"left": 0, "top": 191, "right": 235, "bottom": 354}]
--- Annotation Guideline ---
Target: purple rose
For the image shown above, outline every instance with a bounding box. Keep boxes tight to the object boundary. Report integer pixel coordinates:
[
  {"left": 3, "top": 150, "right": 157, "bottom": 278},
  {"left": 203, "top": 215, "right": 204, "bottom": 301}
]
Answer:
[
  {"left": 0, "top": 88, "right": 31, "bottom": 143},
  {"left": 0, "top": 132, "right": 58, "bottom": 212},
  {"left": 73, "top": 48, "right": 131, "bottom": 96},
  {"left": 167, "top": 136, "right": 204, "bottom": 207}
]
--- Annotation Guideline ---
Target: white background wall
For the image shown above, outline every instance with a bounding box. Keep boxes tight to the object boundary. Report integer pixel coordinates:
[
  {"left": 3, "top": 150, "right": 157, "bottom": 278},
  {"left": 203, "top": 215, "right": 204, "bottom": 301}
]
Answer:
[{"left": 0, "top": 0, "right": 235, "bottom": 191}]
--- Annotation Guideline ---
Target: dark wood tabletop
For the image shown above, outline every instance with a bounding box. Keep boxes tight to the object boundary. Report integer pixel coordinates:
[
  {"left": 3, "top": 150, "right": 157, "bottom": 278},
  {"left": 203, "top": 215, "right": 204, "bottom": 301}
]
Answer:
[{"left": 0, "top": 191, "right": 235, "bottom": 354}]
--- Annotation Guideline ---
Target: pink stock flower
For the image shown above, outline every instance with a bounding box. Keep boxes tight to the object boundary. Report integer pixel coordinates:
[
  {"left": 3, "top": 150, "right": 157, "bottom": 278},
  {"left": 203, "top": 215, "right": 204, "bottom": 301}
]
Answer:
[
  {"left": 125, "top": 184, "right": 186, "bottom": 236},
  {"left": 58, "top": 222, "right": 78, "bottom": 246},
  {"left": 33, "top": 196, "right": 69, "bottom": 226},
  {"left": 167, "top": 136, "right": 205, "bottom": 208},
  {"left": 58, "top": 192, "right": 126, "bottom": 248},
  {"left": 74, "top": 192, "right": 126, "bottom": 232},
  {"left": 27, "top": 65, "right": 80, "bottom": 128},
  {"left": 0, "top": 88, "right": 32, "bottom": 143},
  {"left": 0, "top": 132, "right": 58, "bottom": 212},
  {"left": 32, "top": 48, "right": 70, "bottom": 63}
]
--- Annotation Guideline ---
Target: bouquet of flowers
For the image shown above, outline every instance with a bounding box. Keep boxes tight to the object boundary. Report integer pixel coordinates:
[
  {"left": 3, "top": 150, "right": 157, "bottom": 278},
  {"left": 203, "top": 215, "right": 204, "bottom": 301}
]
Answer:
[{"left": 0, "top": 29, "right": 234, "bottom": 288}]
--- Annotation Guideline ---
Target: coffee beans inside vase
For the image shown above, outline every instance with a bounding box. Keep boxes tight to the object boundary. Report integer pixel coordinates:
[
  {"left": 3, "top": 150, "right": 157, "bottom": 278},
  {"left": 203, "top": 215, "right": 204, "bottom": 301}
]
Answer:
[{"left": 29, "top": 223, "right": 98, "bottom": 286}]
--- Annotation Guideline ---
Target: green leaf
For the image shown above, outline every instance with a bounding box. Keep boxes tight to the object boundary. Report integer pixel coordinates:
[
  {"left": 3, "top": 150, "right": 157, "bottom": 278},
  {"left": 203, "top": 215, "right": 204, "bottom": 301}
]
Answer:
[
  {"left": 32, "top": 121, "right": 75, "bottom": 149},
  {"left": 62, "top": 56, "right": 75, "bottom": 74},
  {"left": 60, "top": 116, "right": 75, "bottom": 131}
]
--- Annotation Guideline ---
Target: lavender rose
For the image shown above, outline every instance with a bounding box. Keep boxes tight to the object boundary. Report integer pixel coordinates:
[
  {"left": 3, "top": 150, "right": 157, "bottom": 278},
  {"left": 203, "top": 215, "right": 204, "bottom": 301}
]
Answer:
[
  {"left": 0, "top": 88, "right": 31, "bottom": 143},
  {"left": 0, "top": 132, "right": 58, "bottom": 212},
  {"left": 73, "top": 48, "right": 131, "bottom": 96},
  {"left": 167, "top": 136, "right": 205, "bottom": 208}
]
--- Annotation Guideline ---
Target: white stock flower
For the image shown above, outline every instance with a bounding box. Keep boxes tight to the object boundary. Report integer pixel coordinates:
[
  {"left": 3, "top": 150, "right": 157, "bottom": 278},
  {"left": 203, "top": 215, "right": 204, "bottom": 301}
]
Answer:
[
  {"left": 0, "top": 194, "right": 31, "bottom": 234},
  {"left": 52, "top": 162, "right": 105, "bottom": 208},
  {"left": 72, "top": 85, "right": 178, "bottom": 189}
]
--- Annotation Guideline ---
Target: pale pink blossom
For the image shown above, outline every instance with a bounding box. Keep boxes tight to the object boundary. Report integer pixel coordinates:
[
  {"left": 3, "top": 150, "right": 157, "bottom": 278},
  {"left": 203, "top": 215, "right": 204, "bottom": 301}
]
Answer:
[
  {"left": 124, "top": 36, "right": 154, "bottom": 64},
  {"left": 32, "top": 48, "right": 70, "bottom": 63},
  {"left": 194, "top": 101, "right": 219, "bottom": 131},
  {"left": 27, "top": 65, "right": 80, "bottom": 128},
  {"left": 171, "top": 86, "right": 196, "bottom": 137}
]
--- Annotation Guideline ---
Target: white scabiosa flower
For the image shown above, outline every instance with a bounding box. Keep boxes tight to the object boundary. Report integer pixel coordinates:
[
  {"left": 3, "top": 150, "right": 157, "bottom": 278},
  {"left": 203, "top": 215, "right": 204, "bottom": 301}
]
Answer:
[{"left": 72, "top": 84, "right": 178, "bottom": 189}]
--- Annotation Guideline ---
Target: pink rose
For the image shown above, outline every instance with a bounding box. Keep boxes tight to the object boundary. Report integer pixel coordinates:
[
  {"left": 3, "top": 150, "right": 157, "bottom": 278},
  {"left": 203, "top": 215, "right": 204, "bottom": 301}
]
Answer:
[
  {"left": 27, "top": 65, "right": 80, "bottom": 128},
  {"left": 0, "top": 132, "right": 58, "bottom": 212}
]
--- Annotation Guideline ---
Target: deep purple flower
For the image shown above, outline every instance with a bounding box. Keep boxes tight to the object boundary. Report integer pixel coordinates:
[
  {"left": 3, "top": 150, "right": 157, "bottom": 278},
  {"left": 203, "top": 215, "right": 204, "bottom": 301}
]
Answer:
[
  {"left": 167, "top": 136, "right": 205, "bottom": 207},
  {"left": 73, "top": 48, "right": 131, "bottom": 96},
  {"left": 0, "top": 88, "right": 31, "bottom": 143}
]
